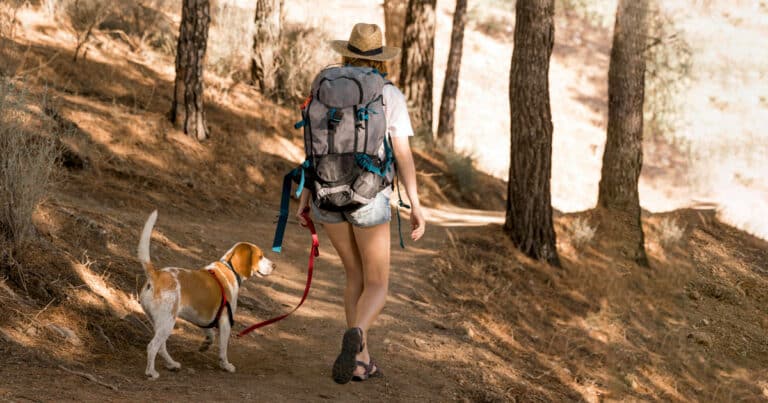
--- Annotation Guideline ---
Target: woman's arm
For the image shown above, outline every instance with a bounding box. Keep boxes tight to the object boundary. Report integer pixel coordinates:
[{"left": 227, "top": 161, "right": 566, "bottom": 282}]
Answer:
[{"left": 391, "top": 136, "right": 426, "bottom": 241}]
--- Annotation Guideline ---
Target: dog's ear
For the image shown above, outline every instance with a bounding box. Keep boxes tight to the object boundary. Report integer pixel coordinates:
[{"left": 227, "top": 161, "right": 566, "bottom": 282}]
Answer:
[
  {"left": 246, "top": 244, "right": 265, "bottom": 276},
  {"left": 227, "top": 243, "right": 254, "bottom": 278}
]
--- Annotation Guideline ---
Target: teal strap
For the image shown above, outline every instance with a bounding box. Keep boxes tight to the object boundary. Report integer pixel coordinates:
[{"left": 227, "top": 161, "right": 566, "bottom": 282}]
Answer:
[
  {"left": 294, "top": 119, "right": 305, "bottom": 129},
  {"left": 273, "top": 161, "right": 311, "bottom": 253},
  {"left": 356, "top": 106, "right": 377, "bottom": 121},
  {"left": 295, "top": 160, "right": 310, "bottom": 198},
  {"left": 395, "top": 204, "right": 405, "bottom": 249},
  {"left": 390, "top": 136, "right": 408, "bottom": 249},
  {"left": 272, "top": 171, "right": 295, "bottom": 253}
]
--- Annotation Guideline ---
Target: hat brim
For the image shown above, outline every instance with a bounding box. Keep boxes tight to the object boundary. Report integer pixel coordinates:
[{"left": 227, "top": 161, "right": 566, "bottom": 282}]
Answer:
[{"left": 330, "top": 40, "right": 401, "bottom": 62}]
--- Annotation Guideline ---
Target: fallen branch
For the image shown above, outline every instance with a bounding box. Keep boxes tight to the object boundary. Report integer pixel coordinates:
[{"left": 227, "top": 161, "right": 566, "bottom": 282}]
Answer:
[
  {"left": 93, "top": 323, "right": 115, "bottom": 352},
  {"left": 58, "top": 365, "right": 118, "bottom": 391}
]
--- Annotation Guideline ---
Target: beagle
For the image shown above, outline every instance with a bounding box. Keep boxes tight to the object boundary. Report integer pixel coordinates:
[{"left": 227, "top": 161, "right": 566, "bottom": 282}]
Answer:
[{"left": 136, "top": 211, "right": 275, "bottom": 379}]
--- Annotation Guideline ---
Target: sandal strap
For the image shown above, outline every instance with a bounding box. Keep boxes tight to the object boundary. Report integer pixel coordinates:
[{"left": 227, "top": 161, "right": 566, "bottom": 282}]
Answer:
[{"left": 355, "top": 359, "right": 376, "bottom": 375}]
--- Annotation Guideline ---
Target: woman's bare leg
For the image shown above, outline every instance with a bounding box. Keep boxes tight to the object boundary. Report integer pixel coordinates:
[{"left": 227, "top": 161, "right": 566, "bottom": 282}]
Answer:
[
  {"left": 351, "top": 221, "right": 391, "bottom": 373},
  {"left": 322, "top": 221, "right": 364, "bottom": 327}
]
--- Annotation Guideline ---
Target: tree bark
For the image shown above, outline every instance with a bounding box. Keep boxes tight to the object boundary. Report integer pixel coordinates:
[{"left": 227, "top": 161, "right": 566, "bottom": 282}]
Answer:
[
  {"left": 383, "top": 0, "right": 406, "bottom": 85},
  {"left": 170, "top": 0, "right": 210, "bottom": 141},
  {"left": 251, "top": 0, "right": 282, "bottom": 94},
  {"left": 504, "top": 0, "right": 560, "bottom": 267},
  {"left": 436, "top": 0, "right": 468, "bottom": 150},
  {"left": 399, "top": 0, "right": 437, "bottom": 140},
  {"left": 597, "top": 0, "right": 649, "bottom": 266}
]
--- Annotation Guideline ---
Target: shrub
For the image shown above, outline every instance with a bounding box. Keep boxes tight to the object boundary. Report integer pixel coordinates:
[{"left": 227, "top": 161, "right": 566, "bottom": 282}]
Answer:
[
  {"left": 0, "top": 79, "right": 60, "bottom": 245},
  {"left": 569, "top": 217, "right": 596, "bottom": 250},
  {"left": 444, "top": 148, "right": 478, "bottom": 194},
  {"left": 0, "top": 0, "right": 24, "bottom": 41},
  {"left": 207, "top": 1, "right": 254, "bottom": 80},
  {"left": 658, "top": 217, "right": 685, "bottom": 248},
  {"left": 467, "top": 0, "right": 514, "bottom": 41},
  {"left": 644, "top": 5, "right": 693, "bottom": 142},
  {"left": 63, "top": 0, "right": 114, "bottom": 61},
  {"left": 272, "top": 24, "right": 335, "bottom": 104},
  {"left": 100, "top": 0, "right": 176, "bottom": 55}
]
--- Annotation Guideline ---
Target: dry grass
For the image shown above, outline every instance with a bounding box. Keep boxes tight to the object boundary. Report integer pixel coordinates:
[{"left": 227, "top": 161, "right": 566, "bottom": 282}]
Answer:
[{"left": 0, "top": 79, "right": 60, "bottom": 245}]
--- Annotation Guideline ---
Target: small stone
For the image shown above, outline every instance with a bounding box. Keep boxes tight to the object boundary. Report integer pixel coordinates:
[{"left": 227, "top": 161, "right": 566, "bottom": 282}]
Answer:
[
  {"left": 687, "top": 331, "right": 713, "bottom": 347},
  {"left": 462, "top": 323, "right": 477, "bottom": 341},
  {"left": 47, "top": 324, "right": 82, "bottom": 346}
]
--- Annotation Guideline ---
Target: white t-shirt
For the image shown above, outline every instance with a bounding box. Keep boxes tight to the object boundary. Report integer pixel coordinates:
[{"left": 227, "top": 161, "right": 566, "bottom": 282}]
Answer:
[
  {"left": 379, "top": 85, "right": 413, "bottom": 197},
  {"left": 383, "top": 85, "right": 414, "bottom": 139}
]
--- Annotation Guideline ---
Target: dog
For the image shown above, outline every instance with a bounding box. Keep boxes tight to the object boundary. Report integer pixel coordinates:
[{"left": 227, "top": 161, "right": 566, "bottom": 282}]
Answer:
[{"left": 137, "top": 210, "right": 275, "bottom": 379}]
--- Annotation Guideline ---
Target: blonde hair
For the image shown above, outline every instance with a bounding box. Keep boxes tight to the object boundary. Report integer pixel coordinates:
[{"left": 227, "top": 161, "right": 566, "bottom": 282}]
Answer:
[{"left": 341, "top": 57, "right": 389, "bottom": 75}]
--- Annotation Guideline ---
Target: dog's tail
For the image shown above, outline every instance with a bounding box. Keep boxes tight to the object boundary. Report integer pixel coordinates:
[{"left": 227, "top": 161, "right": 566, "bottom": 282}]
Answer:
[{"left": 138, "top": 210, "right": 159, "bottom": 281}]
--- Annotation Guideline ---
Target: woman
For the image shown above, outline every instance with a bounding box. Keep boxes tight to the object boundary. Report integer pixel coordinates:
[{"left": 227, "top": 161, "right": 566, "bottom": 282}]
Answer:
[{"left": 296, "top": 23, "right": 426, "bottom": 383}]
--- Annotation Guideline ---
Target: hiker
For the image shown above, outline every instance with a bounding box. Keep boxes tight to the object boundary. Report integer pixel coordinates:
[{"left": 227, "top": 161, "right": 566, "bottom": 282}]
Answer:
[{"left": 295, "top": 23, "right": 426, "bottom": 383}]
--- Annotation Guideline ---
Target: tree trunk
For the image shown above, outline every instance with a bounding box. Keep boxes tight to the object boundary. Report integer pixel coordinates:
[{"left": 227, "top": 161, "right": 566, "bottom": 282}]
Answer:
[
  {"left": 597, "top": 0, "right": 649, "bottom": 266},
  {"left": 383, "top": 0, "right": 406, "bottom": 85},
  {"left": 170, "top": 0, "right": 210, "bottom": 141},
  {"left": 436, "top": 0, "right": 467, "bottom": 150},
  {"left": 251, "top": 0, "right": 281, "bottom": 94},
  {"left": 504, "top": 0, "right": 560, "bottom": 267},
  {"left": 399, "top": 0, "right": 437, "bottom": 140}
]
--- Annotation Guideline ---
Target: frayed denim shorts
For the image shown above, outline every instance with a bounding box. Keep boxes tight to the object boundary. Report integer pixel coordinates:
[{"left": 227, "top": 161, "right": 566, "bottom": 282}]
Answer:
[{"left": 311, "top": 191, "right": 391, "bottom": 227}]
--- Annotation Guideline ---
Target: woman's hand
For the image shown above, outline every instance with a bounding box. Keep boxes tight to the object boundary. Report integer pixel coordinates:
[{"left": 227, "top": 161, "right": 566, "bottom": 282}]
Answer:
[
  {"left": 296, "top": 191, "right": 311, "bottom": 227},
  {"left": 410, "top": 205, "right": 426, "bottom": 241}
]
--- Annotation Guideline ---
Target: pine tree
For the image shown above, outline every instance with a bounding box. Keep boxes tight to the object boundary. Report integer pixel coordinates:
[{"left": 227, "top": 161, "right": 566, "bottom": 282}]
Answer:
[
  {"left": 436, "top": 0, "right": 468, "bottom": 150},
  {"left": 399, "top": 0, "right": 437, "bottom": 139},
  {"left": 504, "top": 0, "right": 560, "bottom": 267},
  {"left": 597, "top": 0, "right": 650, "bottom": 266},
  {"left": 170, "top": 0, "right": 211, "bottom": 140}
]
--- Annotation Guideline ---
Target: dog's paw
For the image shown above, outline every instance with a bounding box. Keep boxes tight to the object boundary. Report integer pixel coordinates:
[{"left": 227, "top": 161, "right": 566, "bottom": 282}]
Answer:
[
  {"left": 199, "top": 341, "right": 212, "bottom": 352},
  {"left": 219, "top": 361, "right": 236, "bottom": 373},
  {"left": 165, "top": 361, "right": 181, "bottom": 371},
  {"left": 146, "top": 369, "right": 160, "bottom": 380}
]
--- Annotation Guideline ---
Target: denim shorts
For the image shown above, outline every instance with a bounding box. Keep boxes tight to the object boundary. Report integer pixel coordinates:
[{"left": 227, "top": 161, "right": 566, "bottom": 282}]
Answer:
[{"left": 311, "top": 191, "right": 391, "bottom": 227}]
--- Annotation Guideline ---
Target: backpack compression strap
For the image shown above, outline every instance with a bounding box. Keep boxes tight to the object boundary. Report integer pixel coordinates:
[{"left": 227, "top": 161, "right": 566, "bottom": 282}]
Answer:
[{"left": 272, "top": 161, "right": 310, "bottom": 253}]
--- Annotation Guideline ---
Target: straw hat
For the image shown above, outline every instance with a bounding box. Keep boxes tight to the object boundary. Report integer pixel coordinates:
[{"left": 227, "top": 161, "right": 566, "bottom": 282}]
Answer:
[{"left": 330, "top": 23, "right": 401, "bottom": 62}]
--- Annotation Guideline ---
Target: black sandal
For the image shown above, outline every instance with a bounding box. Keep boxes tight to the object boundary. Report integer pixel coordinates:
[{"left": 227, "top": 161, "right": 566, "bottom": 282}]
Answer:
[
  {"left": 332, "top": 327, "right": 363, "bottom": 384},
  {"left": 352, "top": 358, "right": 383, "bottom": 382}
]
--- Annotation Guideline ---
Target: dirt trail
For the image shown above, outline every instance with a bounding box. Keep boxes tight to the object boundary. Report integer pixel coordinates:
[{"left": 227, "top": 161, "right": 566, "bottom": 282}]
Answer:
[{"left": 1, "top": 205, "right": 498, "bottom": 402}]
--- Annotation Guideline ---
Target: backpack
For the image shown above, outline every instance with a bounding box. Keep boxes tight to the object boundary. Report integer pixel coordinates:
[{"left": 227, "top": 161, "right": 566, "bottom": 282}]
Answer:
[
  {"left": 297, "top": 65, "right": 395, "bottom": 211},
  {"left": 271, "top": 66, "right": 401, "bottom": 253}
]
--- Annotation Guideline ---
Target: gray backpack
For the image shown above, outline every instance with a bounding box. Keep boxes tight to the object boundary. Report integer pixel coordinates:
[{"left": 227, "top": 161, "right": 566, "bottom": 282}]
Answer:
[{"left": 297, "top": 66, "right": 394, "bottom": 211}]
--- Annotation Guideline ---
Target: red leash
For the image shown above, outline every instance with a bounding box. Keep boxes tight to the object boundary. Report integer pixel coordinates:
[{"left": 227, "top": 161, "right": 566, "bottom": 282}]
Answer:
[{"left": 237, "top": 209, "right": 318, "bottom": 338}]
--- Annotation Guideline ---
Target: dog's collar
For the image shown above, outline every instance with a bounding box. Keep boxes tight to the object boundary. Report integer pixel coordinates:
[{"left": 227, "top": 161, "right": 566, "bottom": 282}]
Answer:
[{"left": 220, "top": 259, "right": 242, "bottom": 287}]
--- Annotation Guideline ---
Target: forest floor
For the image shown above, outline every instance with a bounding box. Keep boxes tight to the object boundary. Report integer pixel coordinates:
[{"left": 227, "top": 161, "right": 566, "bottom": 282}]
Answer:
[{"left": 2, "top": 3, "right": 768, "bottom": 402}]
